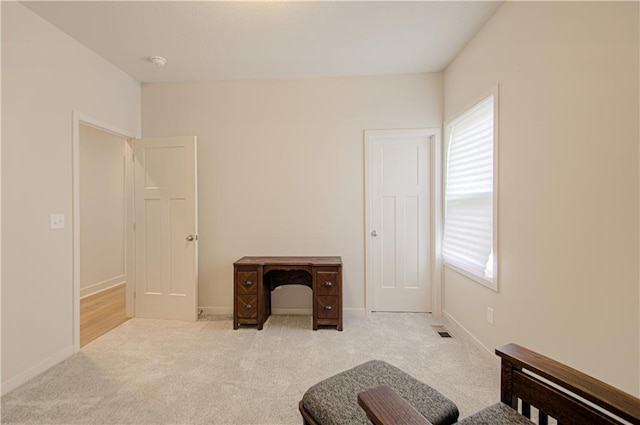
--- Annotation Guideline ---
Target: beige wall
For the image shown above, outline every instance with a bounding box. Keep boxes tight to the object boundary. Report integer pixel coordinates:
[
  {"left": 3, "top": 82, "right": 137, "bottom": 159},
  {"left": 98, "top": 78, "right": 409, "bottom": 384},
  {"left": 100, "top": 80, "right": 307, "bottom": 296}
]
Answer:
[
  {"left": 142, "top": 74, "right": 443, "bottom": 314},
  {"left": 7, "top": 0, "right": 637, "bottom": 399},
  {"left": 443, "top": 2, "right": 639, "bottom": 395},
  {"left": 1, "top": 3, "right": 141, "bottom": 393},
  {"left": 79, "top": 125, "right": 126, "bottom": 297}
]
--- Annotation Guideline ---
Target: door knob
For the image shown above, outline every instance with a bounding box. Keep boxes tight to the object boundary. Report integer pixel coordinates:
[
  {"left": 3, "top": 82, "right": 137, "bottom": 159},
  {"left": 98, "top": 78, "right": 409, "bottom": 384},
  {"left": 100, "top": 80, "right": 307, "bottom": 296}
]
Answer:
[
  {"left": 371, "top": 230, "right": 378, "bottom": 237},
  {"left": 186, "top": 235, "right": 195, "bottom": 242}
]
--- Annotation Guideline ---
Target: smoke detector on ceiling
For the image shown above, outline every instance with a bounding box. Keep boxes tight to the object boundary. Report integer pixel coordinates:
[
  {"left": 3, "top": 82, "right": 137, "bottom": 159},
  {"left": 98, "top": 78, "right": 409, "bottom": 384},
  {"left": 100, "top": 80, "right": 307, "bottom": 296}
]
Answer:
[{"left": 149, "top": 56, "right": 167, "bottom": 67}]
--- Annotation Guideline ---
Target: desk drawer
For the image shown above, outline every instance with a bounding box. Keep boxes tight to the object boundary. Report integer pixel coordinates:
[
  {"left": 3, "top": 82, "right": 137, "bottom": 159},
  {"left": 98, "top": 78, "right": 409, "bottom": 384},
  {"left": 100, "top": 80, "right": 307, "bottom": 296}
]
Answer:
[
  {"left": 236, "top": 271, "right": 258, "bottom": 295},
  {"left": 316, "top": 269, "right": 340, "bottom": 296},
  {"left": 236, "top": 295, "right": 257, "bottom": 318},
  {"left": 316, "top": 296, "right": 339, "bottom": 319}
]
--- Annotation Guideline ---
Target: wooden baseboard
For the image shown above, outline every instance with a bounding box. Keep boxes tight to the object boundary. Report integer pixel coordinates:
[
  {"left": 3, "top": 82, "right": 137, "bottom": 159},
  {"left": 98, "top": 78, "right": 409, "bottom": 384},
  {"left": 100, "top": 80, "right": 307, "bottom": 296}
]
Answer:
[{"left": 80, "top": 284, "right": 129, "bottom": 347}]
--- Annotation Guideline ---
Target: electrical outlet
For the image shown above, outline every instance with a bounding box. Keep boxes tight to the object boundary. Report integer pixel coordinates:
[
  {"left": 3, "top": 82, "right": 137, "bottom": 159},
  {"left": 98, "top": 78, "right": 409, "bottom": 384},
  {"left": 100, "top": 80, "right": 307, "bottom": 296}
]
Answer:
[
  {"left": 50, "top": 214, "right": 65, "bottom": 230},
  {"left": 487, "top": 307, "right": 494, "bottom": 325}
]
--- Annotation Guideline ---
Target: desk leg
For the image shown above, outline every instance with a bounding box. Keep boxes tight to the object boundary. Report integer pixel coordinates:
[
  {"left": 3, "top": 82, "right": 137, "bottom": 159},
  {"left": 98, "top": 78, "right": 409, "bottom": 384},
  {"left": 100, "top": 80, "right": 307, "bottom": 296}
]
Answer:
[{"left": 257, "top": 290, "right": 272, "bottom": 331}]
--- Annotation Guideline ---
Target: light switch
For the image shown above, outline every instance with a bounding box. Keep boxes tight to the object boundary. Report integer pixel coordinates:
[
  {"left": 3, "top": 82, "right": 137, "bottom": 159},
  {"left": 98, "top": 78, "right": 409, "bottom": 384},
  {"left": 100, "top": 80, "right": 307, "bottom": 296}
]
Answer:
[
  {"left": 487, "top": 307, "right": 494, "bottom": 325},
  {"left": 50, "top": 214, "right": 65, "bottom": 230}
]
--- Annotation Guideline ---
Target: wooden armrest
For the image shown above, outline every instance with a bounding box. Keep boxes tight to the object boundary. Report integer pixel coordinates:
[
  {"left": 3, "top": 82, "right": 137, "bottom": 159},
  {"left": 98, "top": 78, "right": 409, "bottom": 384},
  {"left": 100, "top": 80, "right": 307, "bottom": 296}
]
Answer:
[
  {"left": 496, "top": 343, "right": 640, "bottom": 424},
  {"left": 357, "top": 385, "right": 433, "bottom": 425}
]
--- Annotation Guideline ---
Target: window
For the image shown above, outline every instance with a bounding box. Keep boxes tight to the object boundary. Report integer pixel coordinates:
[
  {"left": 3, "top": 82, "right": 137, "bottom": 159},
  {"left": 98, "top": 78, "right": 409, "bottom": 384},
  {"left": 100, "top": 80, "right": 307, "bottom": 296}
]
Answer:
[{"left": 443, "top": 94, "right": 497, "bottom": 290}]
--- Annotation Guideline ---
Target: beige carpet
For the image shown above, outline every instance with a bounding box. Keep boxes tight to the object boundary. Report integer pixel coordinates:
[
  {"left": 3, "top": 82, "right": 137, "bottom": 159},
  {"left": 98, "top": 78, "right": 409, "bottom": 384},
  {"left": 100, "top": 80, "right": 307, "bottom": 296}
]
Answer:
[{"left": 1, "top": 313, "right": 500, "bottom": 424}]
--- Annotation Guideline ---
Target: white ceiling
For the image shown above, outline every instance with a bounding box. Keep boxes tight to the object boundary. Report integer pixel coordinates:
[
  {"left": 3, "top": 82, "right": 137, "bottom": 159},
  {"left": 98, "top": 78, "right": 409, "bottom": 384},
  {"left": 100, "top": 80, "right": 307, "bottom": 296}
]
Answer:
[{"left": 22, "top": 1, "right": 502, "bottom": 83}]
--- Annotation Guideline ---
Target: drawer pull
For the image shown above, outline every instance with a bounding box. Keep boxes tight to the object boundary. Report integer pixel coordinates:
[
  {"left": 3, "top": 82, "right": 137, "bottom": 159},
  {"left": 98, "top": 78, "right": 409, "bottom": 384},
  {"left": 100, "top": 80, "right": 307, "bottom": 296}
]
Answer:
[
  {"left": 244, "top": 280, "right": 253, "bottom": 286},
  {"left": 244, "top": 304, "right": 252, "bottom": 310},
  {"left": 324, "top": 305, "right": 332, "bottom": 311},
  {"left": 324, "top": 281, "right": 333, "bottom": 288}
]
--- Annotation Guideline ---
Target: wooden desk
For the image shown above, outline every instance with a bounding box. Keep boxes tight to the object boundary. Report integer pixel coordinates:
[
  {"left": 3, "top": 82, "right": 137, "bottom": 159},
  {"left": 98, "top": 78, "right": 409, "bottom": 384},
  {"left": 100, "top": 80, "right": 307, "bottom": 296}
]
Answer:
[{"left": 233, "top": 256, "right": 343, "bottom": 331}]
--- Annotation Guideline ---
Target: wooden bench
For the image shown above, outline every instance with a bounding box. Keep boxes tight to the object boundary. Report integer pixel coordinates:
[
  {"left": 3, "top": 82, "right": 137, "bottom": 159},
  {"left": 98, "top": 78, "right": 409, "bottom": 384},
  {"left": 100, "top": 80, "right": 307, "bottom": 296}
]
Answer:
[{"left": 358, "top": 343, "right": 640, "bottom": 425}]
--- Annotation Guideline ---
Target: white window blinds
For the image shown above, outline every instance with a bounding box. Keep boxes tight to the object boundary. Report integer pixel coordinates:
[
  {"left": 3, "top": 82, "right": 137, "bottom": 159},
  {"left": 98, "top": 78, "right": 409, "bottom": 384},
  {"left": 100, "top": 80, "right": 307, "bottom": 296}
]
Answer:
[{"left": 443, "top": 95, "right": 496, "bottom": 287}]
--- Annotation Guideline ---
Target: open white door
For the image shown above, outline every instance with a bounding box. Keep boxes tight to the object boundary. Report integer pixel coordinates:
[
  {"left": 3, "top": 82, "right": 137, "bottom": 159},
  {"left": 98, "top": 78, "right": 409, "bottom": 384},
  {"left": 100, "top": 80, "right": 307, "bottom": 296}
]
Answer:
[
  {"left": 134, "top": 136, "right": 198, "bottom": 321},
  {"left": 366, "top": 130, "right": 432, "bottom": 312}
]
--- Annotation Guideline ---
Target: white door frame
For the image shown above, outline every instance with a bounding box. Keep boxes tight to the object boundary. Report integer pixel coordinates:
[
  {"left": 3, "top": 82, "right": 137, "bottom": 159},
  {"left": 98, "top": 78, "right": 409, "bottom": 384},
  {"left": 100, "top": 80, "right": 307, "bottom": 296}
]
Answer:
[
  {"left": 364, "top": 128, "right": 443, "bottom": 317},
  {"left": 72, "top": 111, "right": 139, "bottom": 353}
]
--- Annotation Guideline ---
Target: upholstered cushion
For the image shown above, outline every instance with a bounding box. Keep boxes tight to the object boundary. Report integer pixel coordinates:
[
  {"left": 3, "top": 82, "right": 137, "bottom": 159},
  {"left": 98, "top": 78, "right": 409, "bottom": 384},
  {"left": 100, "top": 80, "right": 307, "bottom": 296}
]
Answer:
[
  {"left": 302, "top": 360, "right": 459, "bottom": 425},
  {"left": 457, "top": 403, "right": 535, "bottom": 425}
]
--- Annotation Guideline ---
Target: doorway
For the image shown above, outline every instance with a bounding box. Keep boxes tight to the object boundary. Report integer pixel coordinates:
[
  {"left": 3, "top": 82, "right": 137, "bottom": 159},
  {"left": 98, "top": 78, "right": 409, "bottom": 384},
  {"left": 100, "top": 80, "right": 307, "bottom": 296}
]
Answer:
[
  {"left": 364, "top": 129, "right": 442, "bottom": 314},
  {"left": 73, "top": 113, "right": 136, "bottom": 352},
  {"left": 78, "top": 124, "right": 132, "bottom": 346}
]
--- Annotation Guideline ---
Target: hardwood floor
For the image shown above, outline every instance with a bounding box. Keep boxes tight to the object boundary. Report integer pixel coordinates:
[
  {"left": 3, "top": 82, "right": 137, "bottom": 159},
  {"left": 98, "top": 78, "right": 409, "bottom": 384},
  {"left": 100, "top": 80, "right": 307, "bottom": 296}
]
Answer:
[{"left": 80, "top": 284, "right": 129, "bottom": 347}]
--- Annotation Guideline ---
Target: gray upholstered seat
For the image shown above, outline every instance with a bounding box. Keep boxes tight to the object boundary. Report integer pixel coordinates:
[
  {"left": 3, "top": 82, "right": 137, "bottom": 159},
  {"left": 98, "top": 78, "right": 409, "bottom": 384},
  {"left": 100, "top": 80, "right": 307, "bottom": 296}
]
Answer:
[
  {"left": 301, "top": 360, "right": 459, "bottom": 425},
  {"left": 457, "top": 403, "right": 535, "bottom": 425}
]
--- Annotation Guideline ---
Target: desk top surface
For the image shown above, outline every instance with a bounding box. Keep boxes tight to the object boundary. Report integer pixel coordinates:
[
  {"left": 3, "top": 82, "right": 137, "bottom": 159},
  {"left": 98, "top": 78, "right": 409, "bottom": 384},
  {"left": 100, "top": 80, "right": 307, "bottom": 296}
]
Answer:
[{"left": 234, "top": 256, "right": 342, "bottom": 266}]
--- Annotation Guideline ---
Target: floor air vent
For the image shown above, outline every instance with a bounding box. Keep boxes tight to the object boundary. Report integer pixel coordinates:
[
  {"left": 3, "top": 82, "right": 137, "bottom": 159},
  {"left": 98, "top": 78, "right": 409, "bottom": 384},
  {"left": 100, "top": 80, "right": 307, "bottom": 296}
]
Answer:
[{"left": 431, "top": 325, "right": 452, "bottom": 338}]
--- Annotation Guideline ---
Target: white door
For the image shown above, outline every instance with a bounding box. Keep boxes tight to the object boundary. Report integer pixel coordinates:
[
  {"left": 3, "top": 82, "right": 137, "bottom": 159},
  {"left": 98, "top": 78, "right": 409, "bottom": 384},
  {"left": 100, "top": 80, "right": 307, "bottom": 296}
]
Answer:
[
  {"left": 367, "top": 130, "right": 431, "bottom": 312},
  {"left": 134, "top": 136, "right": 198, "bottom": 321}
]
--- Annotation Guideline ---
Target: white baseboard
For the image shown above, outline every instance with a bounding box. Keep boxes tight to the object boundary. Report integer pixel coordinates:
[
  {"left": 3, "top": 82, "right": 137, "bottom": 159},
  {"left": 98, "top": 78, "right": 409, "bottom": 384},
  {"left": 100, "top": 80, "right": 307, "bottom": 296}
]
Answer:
[
  {"left": 80, "top": 276, "right": 126, "bottom": 299},
  {"left": 1, "top": 346, "right": 74, "bottom": 396},
  {"left": 271, "top": 308, "right": 312, "bottom": 315},
  {"left": 199, "top": 307, "right": 366, "bottom": 318},
  {"left": 199, "top": 307, "right": 232, "bottom": 316},
  {"left": 199, "top": 307, "right": 313, "bottom": 317},
  {"left": 442, "top": 309, "right": 497, "bottom": 364},
  {"left": 344, "top": 308, "right": 366, "bottom": 318}
]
